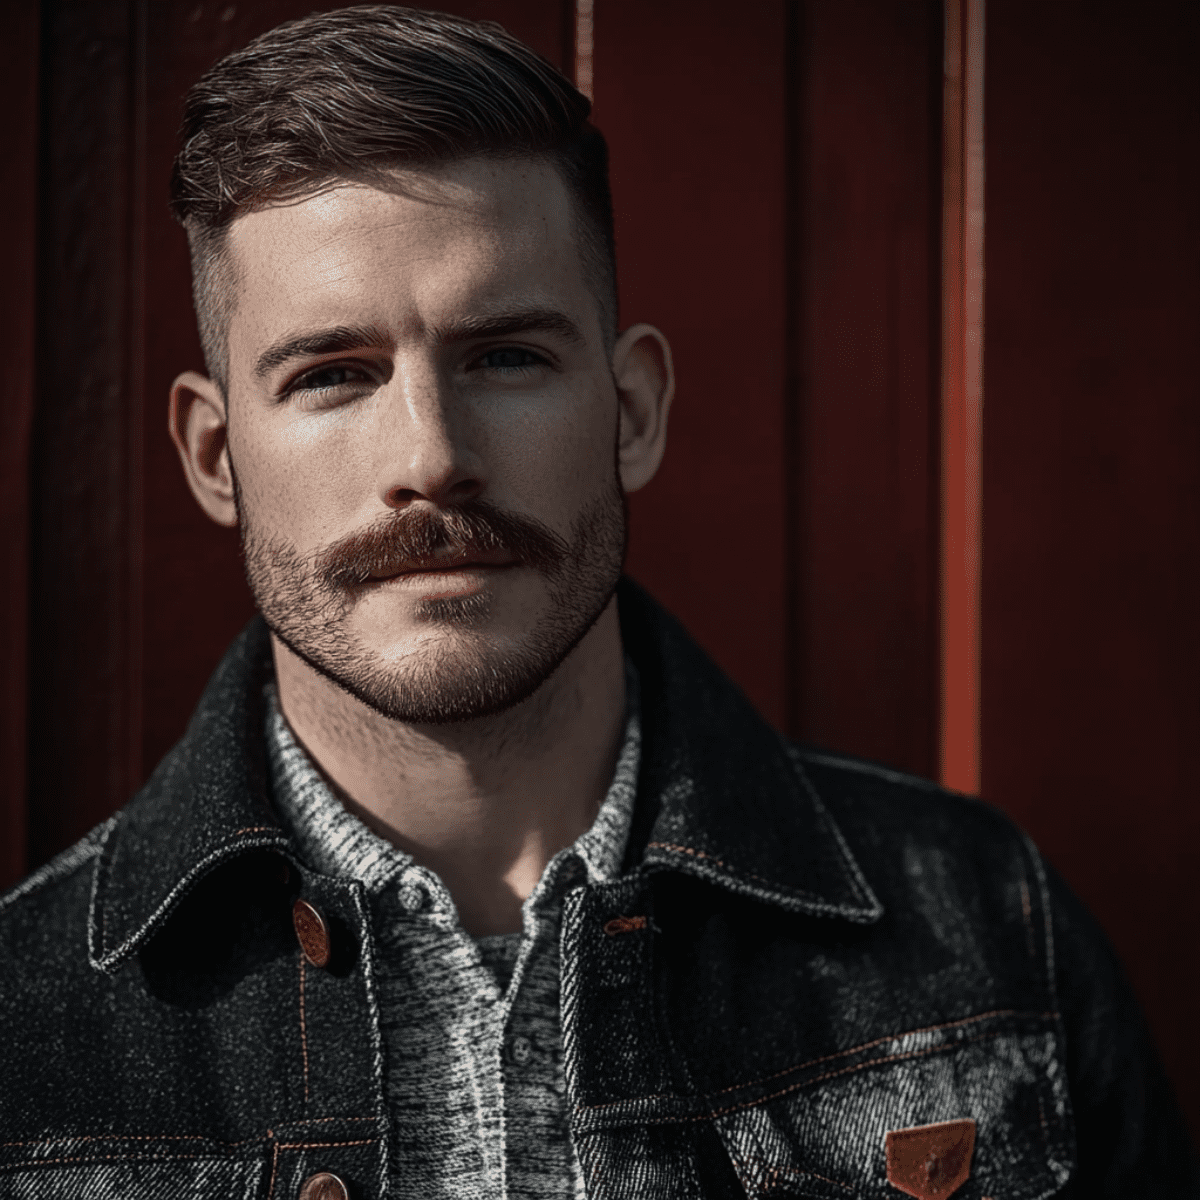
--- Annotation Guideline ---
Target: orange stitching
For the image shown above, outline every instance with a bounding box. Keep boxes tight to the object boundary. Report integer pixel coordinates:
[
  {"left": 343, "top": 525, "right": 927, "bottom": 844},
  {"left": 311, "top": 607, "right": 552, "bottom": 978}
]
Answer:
[
  {"left": 647, "top": 842, "right": 732, "bottom": 870},
  {"left": 637, "top": 1030, "right": 1009, "bottom": 1125},
  {"left": 603, "top": 915, "right": 648, "bottom": 935},
  {"left": 740, "top": 1157, "right": 855, "bottom": 1194},
  {"left": 267, "top": 1142, "right": 279, "bottom": 1199},
  {"left": 288, "top": 1116, "right": 374, "bottom": 1127},
  {"left": 275, "top": 1139, "right": 375, "bottom": 1150},
  {"left": 645, "top": 841, "right": 783, "bottom": 887},
  {"left": 578, "top": 1008, "right": 1052, "bottom": 1113},
  {"left": 299, "top": 954, "right": 310, "bottom": 1105}
]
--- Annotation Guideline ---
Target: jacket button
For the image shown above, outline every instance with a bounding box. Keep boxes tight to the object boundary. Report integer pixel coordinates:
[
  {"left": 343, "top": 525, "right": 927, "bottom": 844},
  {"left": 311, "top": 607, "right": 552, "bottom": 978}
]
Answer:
[
  {"left": 298, "top": 1172, "right": 348, "bottom": 1200},
  {"left": 292, "top": 898, "right": 331, "bottom": 968}
]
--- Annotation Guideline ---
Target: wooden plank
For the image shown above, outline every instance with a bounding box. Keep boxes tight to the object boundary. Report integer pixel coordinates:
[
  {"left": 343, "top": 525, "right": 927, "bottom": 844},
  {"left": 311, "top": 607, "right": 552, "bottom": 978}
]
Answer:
[
  {"left": 983, "top": 0, "right": 1200, "bottom": 1135},
  {"left": 595, "top": 0, "right": 790, "bottom": 729},
  {"left": 791, "top": 0, "right": 942, "bottom": 774},
  {"left": 26, "top": 0, "right": 143, "bottom": 869},
  {"left": 939, "top": 0, "right": 985, "bottom": 792},
  {"left": 0, "top": 1, "right": 40, "bottom": 889}
]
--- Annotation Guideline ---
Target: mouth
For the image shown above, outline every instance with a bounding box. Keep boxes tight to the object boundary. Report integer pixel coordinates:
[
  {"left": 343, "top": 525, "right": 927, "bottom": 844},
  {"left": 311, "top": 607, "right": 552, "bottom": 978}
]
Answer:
[{"left": 365, "top": 550, "right": 519, "bottom": 588}]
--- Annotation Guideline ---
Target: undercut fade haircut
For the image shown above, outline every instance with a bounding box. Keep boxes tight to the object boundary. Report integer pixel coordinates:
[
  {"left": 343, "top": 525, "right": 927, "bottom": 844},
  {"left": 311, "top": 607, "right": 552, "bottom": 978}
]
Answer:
[{"left": 169, "top": 4, "right": 617, "bottom": 391}]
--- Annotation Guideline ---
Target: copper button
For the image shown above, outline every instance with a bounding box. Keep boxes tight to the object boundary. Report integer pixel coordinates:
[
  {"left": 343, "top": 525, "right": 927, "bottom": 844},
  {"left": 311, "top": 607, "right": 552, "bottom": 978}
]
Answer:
[
  {"left": 298, "top": 1172, "right": 348, "bottom": 1200},
  {"left": 292, "top": 898, "right": 331, "bottom": 968}
]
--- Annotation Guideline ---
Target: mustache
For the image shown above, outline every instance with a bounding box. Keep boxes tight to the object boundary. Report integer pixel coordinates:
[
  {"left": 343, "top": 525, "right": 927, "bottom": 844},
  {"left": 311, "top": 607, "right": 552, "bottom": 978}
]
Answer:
[{"left": 314, "top": 499, "right": 570, "bottom": 593}]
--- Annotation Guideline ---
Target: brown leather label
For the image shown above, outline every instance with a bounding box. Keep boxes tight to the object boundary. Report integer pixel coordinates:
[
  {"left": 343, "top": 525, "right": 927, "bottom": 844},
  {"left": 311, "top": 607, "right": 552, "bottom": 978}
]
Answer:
[{"left": 885, "top": 1119, "right": 976, "bottom": 1198}]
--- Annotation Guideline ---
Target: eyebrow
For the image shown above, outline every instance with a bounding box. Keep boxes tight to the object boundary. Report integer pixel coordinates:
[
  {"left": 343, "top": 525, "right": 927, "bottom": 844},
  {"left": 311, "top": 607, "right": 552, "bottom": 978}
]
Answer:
[
  {"left": 253, "top": 307, "right": 587, "bottom": 381},
  {"left": 429, "top": 307, "right": 587, "bottom": 348},
  {"left": 253, "top": 323, "right": 392, "bottom": 381}
]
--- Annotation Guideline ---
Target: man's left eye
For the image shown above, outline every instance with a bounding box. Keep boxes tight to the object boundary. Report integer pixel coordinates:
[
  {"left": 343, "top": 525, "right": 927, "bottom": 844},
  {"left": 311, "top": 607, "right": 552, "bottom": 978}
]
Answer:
[{"left": 478, "top": 347, "right": 545, "bottom": 371}]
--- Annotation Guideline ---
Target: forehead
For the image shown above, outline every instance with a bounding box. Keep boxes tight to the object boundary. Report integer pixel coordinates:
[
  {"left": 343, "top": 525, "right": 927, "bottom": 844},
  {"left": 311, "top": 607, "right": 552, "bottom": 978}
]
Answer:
[{"left": 223, "top": 157, "right": 591, "bottom": 364}]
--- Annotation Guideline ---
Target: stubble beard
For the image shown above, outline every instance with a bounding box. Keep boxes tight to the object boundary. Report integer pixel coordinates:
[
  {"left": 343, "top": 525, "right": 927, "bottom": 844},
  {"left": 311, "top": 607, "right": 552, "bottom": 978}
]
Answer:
[{"left": 237, "top": 476, "right": 628, "bottom": 725}]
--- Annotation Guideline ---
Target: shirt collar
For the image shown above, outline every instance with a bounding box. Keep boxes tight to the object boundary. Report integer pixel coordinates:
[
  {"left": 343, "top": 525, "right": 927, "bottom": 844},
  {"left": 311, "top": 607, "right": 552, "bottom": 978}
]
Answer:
[{"left": 88, "top": 581, "right": 879, "bottom": 973}]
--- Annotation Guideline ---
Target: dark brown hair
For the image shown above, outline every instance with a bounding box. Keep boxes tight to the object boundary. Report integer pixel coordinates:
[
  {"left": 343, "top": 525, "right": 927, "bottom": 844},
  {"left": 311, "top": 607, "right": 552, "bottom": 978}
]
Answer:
[{"left": 170, "top": 4, "right": 616, "bottom": 389}]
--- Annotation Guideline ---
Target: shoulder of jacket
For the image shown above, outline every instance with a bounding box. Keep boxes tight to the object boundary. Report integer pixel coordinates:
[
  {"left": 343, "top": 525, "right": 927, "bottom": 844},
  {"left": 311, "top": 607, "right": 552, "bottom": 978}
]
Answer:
[
  {"left": 789, "top": 743, "right": 1035, "bottom": 857},
  {"left": 0, "top": 816, "right": 116, "bottom": 921}
]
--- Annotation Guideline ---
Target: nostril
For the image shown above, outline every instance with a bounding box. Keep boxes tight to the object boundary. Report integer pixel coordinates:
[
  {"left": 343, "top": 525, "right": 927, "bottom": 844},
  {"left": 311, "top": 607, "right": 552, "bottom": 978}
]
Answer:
[
  {"left": 445, "top": 477, "right": 483, "bottom": 504},
  {"left": 384, "top": 487, "right": 420, "bottom": 509}
]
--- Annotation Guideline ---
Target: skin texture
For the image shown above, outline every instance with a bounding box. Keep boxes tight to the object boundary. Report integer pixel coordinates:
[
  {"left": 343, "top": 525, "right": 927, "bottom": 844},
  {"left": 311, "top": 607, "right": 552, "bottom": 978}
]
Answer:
[{"left": 169, "top": 158, "right": 674, "bottom": 934}]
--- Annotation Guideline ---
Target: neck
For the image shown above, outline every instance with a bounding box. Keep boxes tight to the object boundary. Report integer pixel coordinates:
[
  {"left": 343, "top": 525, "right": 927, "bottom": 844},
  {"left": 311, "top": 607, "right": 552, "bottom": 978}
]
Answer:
[{"left": 271, "top": 598, "right": 627, "bottom": 936}]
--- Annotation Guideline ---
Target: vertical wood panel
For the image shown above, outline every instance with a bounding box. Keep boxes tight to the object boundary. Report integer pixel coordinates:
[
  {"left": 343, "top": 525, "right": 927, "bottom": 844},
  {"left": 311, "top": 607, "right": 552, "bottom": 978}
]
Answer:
[
  {"left": 939, "top": 0, "right": 985, "bottom": 792},
  {"left": 596, "top": 0, "right": 790, "bottom": 729},
  {"left": 28, "top": 0, "right": 143, "bottom": 867},
  {"left": 0, "top": 1, "right": 40, "bottom": 889},
  {"left": 983, "top": 0, "right": 1200, "bottom": 1133},
  {"left": 792, "top": 0, "right": 942, "bottom": 775}
]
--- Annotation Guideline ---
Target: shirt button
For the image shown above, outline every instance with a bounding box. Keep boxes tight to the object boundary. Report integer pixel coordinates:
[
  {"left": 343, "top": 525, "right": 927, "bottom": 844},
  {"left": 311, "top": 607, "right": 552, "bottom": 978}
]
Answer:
[
  {"left": 298, "top": 1172, "right": 349, "bottom": 1200},
  {"left": 509, "top": 1035, "right": 533, "bottom": 1065},
  {"left": 292, "top": 898, "right": 332, "bottom": 969},
  {"left": 398, "top": 882, "right": 425, "bottom": 912}
]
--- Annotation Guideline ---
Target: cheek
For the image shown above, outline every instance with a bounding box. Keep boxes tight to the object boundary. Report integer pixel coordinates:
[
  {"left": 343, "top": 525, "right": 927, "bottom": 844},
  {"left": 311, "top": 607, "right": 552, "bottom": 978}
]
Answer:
[
  {"left": 230, "top": 410, "right": 372, "bottom": 547},
  {"left": 485, "top": 387, "right": 617, "bottom": 518}
]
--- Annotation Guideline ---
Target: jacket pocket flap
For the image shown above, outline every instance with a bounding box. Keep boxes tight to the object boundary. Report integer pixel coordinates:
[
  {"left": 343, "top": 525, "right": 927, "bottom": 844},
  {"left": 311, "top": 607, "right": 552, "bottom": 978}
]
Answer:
[{"left": 712, "top": 1015, "right": 1073, "bottom": 1199}]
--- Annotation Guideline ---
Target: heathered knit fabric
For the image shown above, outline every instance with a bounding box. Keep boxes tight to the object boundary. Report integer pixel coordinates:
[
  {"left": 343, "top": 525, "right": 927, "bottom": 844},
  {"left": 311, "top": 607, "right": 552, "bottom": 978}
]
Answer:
[{"left": 263, "top": 667, "right": 641, "bottom": 1200}]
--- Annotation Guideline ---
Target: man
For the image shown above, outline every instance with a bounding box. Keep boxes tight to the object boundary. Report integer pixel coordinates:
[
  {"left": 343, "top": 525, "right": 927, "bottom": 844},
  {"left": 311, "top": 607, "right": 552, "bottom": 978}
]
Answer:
[{"left": 0, "top": 5, "right": 1193, "bottom": 1198}]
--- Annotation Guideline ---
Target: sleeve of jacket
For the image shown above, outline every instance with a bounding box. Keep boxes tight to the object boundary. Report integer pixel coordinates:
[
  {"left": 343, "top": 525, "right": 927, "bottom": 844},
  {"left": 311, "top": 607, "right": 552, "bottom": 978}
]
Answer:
[{"left": 1045, "top": 858, "right": 1199, "bottom": 1197}]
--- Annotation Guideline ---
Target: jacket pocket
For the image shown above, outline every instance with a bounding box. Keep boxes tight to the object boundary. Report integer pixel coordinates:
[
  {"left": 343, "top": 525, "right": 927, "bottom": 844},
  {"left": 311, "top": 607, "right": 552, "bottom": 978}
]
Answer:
[{"left": 711, "top": 1009, "right": 1073, "bottom": 1200}]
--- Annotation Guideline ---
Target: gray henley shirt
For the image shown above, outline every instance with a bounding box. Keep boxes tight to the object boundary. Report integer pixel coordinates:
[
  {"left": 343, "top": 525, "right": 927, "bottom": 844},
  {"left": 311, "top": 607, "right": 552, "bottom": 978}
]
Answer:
[{"left": 263, "top": 667, "right": 641, "bottom": 1199}]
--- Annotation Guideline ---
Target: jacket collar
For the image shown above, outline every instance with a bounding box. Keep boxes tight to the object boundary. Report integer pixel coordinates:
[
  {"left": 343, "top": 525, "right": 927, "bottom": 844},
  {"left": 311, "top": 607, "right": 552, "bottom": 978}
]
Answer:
[
  {"left": 89, "top": 580, "right": 880, "bottom": 972},
  {"left": 88, "top": 620, "right": 288, "bottom": 972},
  {"left": 618, "top": 579, "right": 882, "bottom": 924}
]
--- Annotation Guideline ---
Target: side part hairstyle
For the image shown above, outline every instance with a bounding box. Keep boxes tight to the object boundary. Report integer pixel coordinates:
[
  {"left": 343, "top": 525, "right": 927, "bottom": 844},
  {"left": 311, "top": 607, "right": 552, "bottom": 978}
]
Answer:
[{"left": 170, "top": 3, "right": 616, "bottom": 391}]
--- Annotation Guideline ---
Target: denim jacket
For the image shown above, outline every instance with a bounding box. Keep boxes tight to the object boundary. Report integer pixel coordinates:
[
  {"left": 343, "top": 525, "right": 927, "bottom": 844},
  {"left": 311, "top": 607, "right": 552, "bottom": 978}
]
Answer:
[{"left": 0, "top": 581, "right": 1194, "bottom": 1199}]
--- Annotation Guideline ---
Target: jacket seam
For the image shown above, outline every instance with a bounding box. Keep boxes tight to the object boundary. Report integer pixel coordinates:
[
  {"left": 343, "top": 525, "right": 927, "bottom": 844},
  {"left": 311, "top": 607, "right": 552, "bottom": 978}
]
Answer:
[
  {"left": 0, "top": 1152, "right": 255, "bottom": 1171},
  {"left": 345, "top": 879, "right": 389, "bottom": 1194},
  {"left": 731, "top": 1153, "right": 856, "bottom": 1195},
  {"left": 0, "top": 1118, "right": 376, "bottom": 1151},
  {"left": 0, "top": 818, "right": 113, "bottom": 917},
  {"left": 643, "top": 841, "right": 877, "bottom": 920},
  {"left": 598, "top": 1027, "right": 1018, "bottom": 1126},
  {"left": 299, "top": 954, "right": 311, "bottom": 1105},
  {"left": 577, "top": 1007, "right": 1054, "bottom": 1114},
  {"left": 268, "top": 1139, "right": 376, "bottom": 1198}
]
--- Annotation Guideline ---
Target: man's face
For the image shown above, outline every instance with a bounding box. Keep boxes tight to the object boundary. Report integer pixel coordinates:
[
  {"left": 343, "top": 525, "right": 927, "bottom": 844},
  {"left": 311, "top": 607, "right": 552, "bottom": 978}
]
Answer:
[{"left": 221, "top": 158, "right": 626, "bottom": 723}]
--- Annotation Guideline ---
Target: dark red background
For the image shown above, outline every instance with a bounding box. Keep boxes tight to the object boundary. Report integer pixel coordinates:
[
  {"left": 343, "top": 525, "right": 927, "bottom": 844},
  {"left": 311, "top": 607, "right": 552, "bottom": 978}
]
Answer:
[{"left": 5, "top": 0, "right": 1198, "bottom": 1138}]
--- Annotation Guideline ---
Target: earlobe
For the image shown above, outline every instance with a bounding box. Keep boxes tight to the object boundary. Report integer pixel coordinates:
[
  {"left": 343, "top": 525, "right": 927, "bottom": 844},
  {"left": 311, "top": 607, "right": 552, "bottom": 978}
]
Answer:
[
  {"left": 168, "top": 370, "right": 239, "bottom": 527},
  {"left": 611, "top": 323, "right": 675, "bottom": 494}
]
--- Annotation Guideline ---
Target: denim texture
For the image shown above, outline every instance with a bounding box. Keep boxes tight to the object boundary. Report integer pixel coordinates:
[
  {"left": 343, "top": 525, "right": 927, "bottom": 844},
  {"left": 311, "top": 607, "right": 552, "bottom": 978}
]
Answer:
[{"left": 0, "top": 579, "right": 1194, "bottom": 1198}]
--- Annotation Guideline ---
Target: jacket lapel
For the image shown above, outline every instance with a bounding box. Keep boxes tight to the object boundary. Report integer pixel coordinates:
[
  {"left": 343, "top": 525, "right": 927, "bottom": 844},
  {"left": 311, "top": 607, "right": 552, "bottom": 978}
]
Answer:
[{"left": 619, "top": 579, "right": 882, "bottom": 924}]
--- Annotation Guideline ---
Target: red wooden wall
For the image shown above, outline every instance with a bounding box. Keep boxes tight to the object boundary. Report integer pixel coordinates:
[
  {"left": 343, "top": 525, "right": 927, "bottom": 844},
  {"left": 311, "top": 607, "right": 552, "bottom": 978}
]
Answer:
[
  {"left": 983, "top": 0, "right": 1200, "bottom": 1134},
  {"left": 5, "top": 0, "right": 1198, "bottom": 1139}
]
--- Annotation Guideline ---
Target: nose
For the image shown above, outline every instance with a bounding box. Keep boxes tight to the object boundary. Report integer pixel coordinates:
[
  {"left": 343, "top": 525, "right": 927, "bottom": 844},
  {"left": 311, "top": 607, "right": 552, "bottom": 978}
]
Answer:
[{"left": 375, "top": 357, "right": 483, "bottom": 510}]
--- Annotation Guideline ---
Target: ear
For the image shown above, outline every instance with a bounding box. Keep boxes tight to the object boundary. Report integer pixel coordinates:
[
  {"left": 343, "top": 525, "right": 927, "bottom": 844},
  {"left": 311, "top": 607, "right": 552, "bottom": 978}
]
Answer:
[
  {"left": 611, "top": 323, "right": 674, "bottom": 494},
  {"left": 168, "top": 370, "right": 238, "bottom": 527}
]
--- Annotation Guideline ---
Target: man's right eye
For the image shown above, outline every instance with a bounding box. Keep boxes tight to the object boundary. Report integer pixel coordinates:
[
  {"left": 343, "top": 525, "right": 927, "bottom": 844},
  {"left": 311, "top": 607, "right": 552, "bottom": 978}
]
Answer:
[{"left": 289, "top": 364, "right": 369, "bottom": 393}]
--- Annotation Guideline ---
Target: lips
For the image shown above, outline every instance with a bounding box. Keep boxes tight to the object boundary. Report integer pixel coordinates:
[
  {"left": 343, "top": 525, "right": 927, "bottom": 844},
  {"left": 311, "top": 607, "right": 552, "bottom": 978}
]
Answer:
[{"left": 366, "top": 548, "right": 517, "bottom": 582}]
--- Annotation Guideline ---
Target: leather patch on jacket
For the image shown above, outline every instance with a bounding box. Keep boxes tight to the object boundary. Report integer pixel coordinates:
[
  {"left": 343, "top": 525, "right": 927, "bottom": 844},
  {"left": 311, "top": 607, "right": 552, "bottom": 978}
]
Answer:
[{"left": 885, "top": 1119, "right": 975, "bottom": 1198}]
